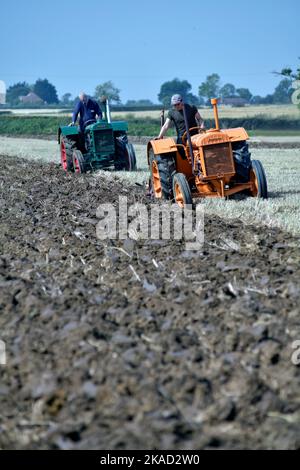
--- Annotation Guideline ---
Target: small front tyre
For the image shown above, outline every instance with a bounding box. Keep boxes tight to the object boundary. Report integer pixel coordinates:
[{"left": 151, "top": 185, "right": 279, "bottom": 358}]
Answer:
[
  {"left": 73, "top": 150, "right": 86, "bottom": 174},
  {"left": 250, "top": 160, "right": 268, "bottom": 199},
  {"left": 172, "top": 173, "right": 193, "bottom": 208},
  {"left": 149, "top": 150, "right": 176, "bottom": 200}
]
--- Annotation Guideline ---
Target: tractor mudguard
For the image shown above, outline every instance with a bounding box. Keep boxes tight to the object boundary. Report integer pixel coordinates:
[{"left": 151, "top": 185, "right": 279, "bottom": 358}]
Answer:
[
  {"left": 147, "top": 138, "right": 193, "bottom": 178},
  {"left": 58, "top": 125, "right": 79, "bottom": 144},
  {"left": 147, "top": 138, "right": 177, "bottom": 164}
]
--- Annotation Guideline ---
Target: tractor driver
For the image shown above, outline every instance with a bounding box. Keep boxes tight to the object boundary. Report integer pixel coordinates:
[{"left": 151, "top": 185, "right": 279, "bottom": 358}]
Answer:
[
  {"left": 157, "top": 94, "right": 205, "bottom": 144},
  {"left": 70, "top": 92, "right": 103, "bottom": 132}
]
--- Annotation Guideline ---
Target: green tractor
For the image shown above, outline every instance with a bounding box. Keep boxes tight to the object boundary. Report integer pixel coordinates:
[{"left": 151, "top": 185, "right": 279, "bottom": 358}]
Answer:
[{"left": 58, "top": 99, "right": 137, "bottom": 173}]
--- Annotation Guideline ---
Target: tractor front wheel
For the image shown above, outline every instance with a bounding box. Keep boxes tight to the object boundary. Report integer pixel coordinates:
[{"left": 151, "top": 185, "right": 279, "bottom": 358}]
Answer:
[
  {"left": 172, "top": 173, "right": 193, "bottom": 208},
  {"left": 60, "top": 136, "right": 75, "bottom": 172},
  {"left": 73, "top": 150, "right": 86, "bottom": 174},
  {"left": 149, "top": 150, "right": 175, "bottom": 200},
  {"left": 250, "top": 160, "right": 268, "bottom": 199}
]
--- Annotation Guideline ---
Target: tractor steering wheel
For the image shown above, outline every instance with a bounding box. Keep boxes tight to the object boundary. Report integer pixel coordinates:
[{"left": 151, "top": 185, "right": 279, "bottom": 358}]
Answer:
[
  {"left": 181, "top": 127, "right": 206, "bottom": 146},
  {"left": 84, "top": 119, "right": 97, "bottom": 128}
]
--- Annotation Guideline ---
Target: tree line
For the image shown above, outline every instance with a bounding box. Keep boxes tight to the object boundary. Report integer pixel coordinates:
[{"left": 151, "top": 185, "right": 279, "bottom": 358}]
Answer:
[
  {"left": 158, "top": 75, "right": 294, "bottom": 107},
  {"left": 5, "top": 70, "right": 297, "bottom": 108}
]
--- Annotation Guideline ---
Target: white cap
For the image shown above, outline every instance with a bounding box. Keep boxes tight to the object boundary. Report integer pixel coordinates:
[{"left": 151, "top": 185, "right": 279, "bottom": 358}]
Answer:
[{"left": 171, "top": 94, "right": 183, "bottom": 105}]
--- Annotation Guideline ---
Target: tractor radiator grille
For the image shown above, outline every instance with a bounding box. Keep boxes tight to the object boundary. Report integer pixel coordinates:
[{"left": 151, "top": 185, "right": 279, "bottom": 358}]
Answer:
[
  {"left": 203, "top": 143, "right": 234, "bottom": 177},
  {"left": 93, "top": 130, "right": 114, "bottom": 153}
]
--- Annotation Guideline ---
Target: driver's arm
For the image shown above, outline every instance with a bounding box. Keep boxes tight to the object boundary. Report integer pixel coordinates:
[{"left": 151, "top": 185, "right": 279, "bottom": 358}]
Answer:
[
  {"left": 157, "top": 118, "right": 172, "bottom": 139},
  {"left": 195, "top": 111, "right": 205, "bottom": 129},
  {"left": 72, "top": 101, "right": 81, "bottom": 125}
]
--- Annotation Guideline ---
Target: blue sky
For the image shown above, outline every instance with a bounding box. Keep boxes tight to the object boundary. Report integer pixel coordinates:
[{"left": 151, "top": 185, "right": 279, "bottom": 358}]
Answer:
[{"left": 0, "top": 0, "right": 299, "bottom": 103}]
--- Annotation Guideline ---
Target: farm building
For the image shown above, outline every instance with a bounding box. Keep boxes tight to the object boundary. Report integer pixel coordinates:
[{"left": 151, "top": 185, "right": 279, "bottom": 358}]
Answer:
[{"left": 19, "top": 92, "right": 44, "bottom": 104}]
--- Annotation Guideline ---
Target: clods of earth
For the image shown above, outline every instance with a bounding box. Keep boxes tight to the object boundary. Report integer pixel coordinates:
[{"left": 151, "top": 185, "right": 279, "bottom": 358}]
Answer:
[{"left": 0, "top": 156, "right": 300, "bottom": 449}]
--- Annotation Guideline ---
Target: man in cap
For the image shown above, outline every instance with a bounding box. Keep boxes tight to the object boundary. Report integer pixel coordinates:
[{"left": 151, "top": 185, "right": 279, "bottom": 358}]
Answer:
[
  {"left": 157, "top": 94, "right": 205, "bottom": 144},
  {"left": 70, "top": 92, "right": 103, "bottom": 132}
]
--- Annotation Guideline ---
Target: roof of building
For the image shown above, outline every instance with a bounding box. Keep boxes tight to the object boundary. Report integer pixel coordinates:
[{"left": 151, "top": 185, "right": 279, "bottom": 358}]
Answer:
[{"left": 19, "top": 92, "right": 43, "bottom": 103}]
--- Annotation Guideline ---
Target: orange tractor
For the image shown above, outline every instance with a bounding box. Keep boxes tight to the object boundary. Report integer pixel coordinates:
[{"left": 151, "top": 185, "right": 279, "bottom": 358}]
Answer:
[{"left": 147, "top": 98, "right": 268, "bottom": 207}]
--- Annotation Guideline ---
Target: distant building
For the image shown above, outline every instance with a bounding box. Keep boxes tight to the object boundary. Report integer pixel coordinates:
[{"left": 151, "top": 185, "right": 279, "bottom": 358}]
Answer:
[
  {"left": 221, "top": 97, "right": 248, "bottom": 107},
  {"left": 19, "top": 92, "right": 44, "bottom": 104},
  {"left": 0, "top": 80, "right": 6, "bottom": 104}
]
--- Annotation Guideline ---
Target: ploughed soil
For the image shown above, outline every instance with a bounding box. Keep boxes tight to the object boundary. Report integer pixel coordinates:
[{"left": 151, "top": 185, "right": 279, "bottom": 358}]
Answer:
[{"left": 0, "top": 155, "right": 300, "bottom": 450}]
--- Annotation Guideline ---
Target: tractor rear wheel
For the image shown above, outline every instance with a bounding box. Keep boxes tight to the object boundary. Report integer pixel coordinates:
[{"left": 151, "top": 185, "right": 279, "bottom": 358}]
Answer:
[
  {"left": 125, "top": 143, "right": 137, "bottom": 171},
  {"left": 114, "top": 135, "right": 137, "bottom": 171},
  {"left": 250, "top": 160, "right": 268, "bottom": 199},
  {"left": 73, "top": 150, "right": 86, "bottom": 174},
  {"left": 149, "top": 150, "right": 176, "bottom": 200},
  {"left": 232, "top": 141, "right": 251, "bottom": 182},
  {"left": 172, "top": 173, "right": 193, "bottom": 208},
  {"left": 60, "top": 136, "right": 75, "bottom": 172}
]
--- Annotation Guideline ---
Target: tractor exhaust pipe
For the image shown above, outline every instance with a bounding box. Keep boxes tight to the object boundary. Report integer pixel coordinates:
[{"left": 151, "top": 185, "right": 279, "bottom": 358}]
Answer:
[
  {"left": 106, "top": 99, "right": 111, "bottom": 124},
  {"left": 100, "top": 96, "right": 111, "bottom": 123},
  {"left": 211, "top": 98, "right": 220, "bottom": 131},
  {"left": 182, "top": 102, "right": 195, "bottom": 175}
]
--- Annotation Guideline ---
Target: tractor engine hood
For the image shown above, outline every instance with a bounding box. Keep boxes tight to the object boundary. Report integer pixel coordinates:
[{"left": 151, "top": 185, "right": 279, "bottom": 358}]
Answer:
[{"left": 191, "top": 127, "right": 249, "bottom": 148}]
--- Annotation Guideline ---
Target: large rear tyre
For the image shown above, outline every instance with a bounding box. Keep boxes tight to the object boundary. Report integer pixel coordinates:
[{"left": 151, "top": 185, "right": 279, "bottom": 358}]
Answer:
[
  {"left": 60, "top": 136, "right": 75, "bottom": 172},
  {"left": 149, "top": 149, "right": 176, "bottom": 200},
  {"left": 172, "top": 173, "right": 193, "bottom": 208},
  {"left": 250, "top": 160, "right": 268, "bottom": 199},
  {"left": 73, "top": 150, "right": 86, "bottom": 174},
  {"left": 114, "top": 135, "right": 137, "bottom": 171},
  {"left": 232, "top": 141, "right": 251, "bottom": 182},
  {"left": 125, "top": 143, "right": 137, "bottom": 171}
]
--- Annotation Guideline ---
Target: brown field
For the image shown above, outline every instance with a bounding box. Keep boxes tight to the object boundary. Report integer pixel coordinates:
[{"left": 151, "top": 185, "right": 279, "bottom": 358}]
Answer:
[{"left": 1, "top": 137, "right": 300, "bottom": 450}]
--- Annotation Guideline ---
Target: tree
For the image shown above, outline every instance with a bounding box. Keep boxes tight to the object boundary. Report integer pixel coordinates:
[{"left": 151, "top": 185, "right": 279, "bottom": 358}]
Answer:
[
  {"left": 279, "top": 62, "right": 300, "bottom": 81},
  {"left": 236, "top": 88, "right": 252, "bottom": 102},
  {"left": 276, "top": 59, "right": 300, "bottom": 107},
  {"left": 197, "top": 96, "right": 205, "bottom": 106},
  {"left": 198, "top": 74, "right": 220, "bottom": 103},
  {"left": 158, "top": 78, "right": 198, "bottom": 107},
  {"left": 250, "top": 95, "right": 264, "bottom": 105},
  {"left": 6, "top": 82, "right": 31, "bottom": 105},
  {"left": 187, "top": 93, "right": 200, "bottom": 106},
  {"left": 272, "top": 79, "right": 293, "bottom": 104},
  {"left": 33, "top": 79, "right": 59, "bottom": 104},
  {"left": 94, "top": 81, "right": 121, "bottom": 104},
  {"left": 263, "top": 94, "right": 274, "bottom": 105},
  {"left": 61, "top": 93, "right": 72, "bottom": 105},
  {"left": 220, "top": 83, "right": 236, "bottom": 99},
  {"left": 250, "top": 94, "right": 274, "bottom": 105}
]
